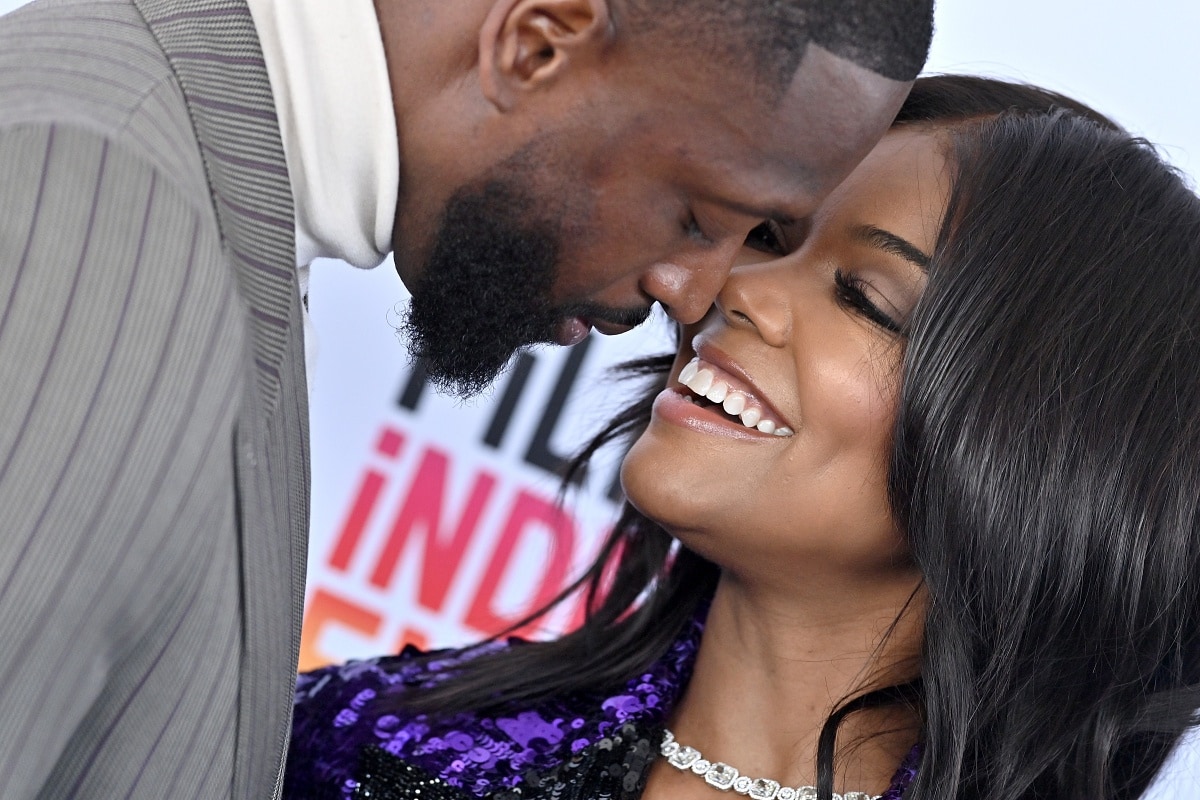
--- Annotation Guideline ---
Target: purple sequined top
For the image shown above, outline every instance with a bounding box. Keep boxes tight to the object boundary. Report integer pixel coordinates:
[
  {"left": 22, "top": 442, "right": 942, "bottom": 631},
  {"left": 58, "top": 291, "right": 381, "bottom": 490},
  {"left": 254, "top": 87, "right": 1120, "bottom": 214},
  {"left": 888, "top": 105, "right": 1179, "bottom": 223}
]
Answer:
[{"left": 284, "top": 616, "right": 920, "bottom": 799}]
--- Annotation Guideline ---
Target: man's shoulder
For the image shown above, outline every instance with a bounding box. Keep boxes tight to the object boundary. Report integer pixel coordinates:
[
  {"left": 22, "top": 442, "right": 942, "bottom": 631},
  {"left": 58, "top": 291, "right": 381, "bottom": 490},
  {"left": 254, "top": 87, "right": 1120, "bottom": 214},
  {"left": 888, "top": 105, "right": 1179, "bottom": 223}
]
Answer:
[{"left": 0, "top": 0, "right": 206, "bottom": 194}]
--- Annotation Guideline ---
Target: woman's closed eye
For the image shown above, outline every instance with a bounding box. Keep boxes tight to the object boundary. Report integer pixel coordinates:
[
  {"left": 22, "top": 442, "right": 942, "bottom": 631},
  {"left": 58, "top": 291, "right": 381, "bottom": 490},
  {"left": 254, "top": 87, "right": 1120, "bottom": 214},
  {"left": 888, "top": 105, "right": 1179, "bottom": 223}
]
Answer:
[{"left": 834, "top": 269, "right": 902, "bottom": 334}]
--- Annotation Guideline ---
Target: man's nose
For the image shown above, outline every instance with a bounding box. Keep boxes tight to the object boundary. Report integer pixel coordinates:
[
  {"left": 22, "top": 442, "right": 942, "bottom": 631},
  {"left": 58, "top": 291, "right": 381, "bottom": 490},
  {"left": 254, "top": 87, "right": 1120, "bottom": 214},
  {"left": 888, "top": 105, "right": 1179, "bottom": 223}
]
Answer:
[{"left": 639, "top": 237, "right": 744, "bottom": 324}]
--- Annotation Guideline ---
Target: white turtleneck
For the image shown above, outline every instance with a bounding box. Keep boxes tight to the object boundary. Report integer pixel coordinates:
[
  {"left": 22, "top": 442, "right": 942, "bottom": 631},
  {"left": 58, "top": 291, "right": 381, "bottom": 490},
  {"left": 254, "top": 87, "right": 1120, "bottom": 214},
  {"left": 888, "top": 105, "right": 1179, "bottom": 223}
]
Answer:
[
  {"left": 246, "top": 0, "right": 399, "bottom": 269},
  {"left": 245, "top": 0, "right": 401, "bottom": 385}
]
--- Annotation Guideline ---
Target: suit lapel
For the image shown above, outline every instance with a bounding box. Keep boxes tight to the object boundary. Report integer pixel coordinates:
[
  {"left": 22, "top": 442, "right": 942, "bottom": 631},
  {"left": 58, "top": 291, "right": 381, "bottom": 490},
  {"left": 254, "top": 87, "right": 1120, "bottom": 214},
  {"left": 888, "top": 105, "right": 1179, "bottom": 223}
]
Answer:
[
  {"left": 131, "top": 2, "right": 308, "bottom": 798},
  {"left": 133, "top": 0, "right": 297, "bottom": 414}
]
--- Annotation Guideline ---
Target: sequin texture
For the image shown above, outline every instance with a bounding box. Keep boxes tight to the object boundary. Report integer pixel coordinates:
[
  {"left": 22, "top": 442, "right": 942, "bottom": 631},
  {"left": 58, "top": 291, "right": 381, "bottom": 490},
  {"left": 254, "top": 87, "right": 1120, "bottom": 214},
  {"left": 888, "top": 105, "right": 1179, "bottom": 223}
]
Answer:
[{"left": 284, "top": 616, "right": 919, "bottom": 799}]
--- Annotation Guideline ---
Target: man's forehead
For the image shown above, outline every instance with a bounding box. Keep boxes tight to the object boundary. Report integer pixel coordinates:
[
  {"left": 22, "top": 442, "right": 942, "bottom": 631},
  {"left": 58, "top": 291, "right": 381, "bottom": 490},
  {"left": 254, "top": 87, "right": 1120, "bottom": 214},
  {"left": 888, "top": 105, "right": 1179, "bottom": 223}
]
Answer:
[
  {"left": 675, "top": 146, "right": 816, "bottom": 224},
  {"left": 682, "top": 45, "right": 912, "bottom": 216},
  {"left": 766, "top": 46, "right": 911, "bottom": 178},
  {"left": 615, "top": 42, "right": 910, "bottom": 219}
]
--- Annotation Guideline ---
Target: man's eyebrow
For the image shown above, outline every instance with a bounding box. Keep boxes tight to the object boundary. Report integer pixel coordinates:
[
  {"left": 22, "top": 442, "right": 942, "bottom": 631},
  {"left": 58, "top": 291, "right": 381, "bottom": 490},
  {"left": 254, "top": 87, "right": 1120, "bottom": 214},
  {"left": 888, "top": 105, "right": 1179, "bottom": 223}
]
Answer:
[
  {"left": 852, "top": 224, "right": 931, "bottom": 270},
  {"left": 718, "top": 198, "right": 801, "bottom": 227}
]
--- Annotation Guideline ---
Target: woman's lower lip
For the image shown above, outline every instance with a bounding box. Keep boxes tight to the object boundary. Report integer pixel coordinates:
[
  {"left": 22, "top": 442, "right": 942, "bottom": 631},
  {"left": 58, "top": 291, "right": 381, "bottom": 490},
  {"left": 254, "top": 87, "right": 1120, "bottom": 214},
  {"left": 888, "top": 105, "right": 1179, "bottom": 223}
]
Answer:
[{"left": 651, "top": 388, "right": 775, "bottom": 441}]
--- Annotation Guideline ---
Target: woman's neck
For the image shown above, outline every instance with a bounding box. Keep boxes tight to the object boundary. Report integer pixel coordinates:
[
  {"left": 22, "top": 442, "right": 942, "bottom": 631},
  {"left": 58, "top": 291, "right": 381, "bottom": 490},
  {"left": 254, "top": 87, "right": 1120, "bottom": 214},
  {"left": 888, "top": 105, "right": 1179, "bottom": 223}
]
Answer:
[{"left": 646, "top": 571, "right": 924, "bottom": 798}]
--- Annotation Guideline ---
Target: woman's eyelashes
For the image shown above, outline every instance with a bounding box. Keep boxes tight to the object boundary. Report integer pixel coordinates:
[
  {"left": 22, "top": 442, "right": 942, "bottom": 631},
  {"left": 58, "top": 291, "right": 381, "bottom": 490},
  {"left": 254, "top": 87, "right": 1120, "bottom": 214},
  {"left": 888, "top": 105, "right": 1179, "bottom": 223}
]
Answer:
[{"left": 834, "top": 269, "right": 903, "bottom": 333}]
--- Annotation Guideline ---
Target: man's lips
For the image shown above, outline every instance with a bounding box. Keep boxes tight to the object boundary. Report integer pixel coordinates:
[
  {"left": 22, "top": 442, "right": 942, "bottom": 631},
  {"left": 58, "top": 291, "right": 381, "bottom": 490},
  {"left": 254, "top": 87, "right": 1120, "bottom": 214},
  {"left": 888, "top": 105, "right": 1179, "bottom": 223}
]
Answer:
[
  {"left": 553, "top": 317, "right": 591, "bottom": 346},
  {"left": 552, "top": 307, "right": 651, "bottom": 345},
  {"left": 590, "top": 318, "right": 639, "bottom": 336}
]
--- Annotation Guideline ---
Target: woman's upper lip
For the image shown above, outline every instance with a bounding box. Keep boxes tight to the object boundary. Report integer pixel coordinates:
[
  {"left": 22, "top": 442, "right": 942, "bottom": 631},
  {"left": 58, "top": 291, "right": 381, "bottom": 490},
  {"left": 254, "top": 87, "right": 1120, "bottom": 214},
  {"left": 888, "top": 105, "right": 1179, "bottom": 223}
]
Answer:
[{"left": 690, "top": 340, "right": 794, "bottom": 430}]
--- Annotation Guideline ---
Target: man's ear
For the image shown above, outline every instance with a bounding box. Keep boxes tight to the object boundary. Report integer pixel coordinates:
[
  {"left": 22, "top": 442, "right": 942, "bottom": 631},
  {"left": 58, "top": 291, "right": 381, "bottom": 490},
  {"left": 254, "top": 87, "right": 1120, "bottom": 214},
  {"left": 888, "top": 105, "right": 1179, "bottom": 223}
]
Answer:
[{"left": 479, "top": 0, "right": 612, "bottom": 111}]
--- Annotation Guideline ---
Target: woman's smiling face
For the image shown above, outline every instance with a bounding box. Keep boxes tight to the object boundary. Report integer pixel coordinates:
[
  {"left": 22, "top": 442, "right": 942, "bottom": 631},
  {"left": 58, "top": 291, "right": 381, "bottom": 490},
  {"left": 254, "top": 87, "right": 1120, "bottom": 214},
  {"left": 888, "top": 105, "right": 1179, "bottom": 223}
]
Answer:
[{"left": 620, "top": 127, "right": 952, "bottom": 587}]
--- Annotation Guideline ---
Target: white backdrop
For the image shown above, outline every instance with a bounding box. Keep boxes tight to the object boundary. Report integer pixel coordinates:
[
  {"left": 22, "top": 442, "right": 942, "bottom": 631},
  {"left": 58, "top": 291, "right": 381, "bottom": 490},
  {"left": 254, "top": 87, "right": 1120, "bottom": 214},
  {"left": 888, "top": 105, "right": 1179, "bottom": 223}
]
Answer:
[{"left": 3, "top": 0, "right": 1198, "bottom": 794}]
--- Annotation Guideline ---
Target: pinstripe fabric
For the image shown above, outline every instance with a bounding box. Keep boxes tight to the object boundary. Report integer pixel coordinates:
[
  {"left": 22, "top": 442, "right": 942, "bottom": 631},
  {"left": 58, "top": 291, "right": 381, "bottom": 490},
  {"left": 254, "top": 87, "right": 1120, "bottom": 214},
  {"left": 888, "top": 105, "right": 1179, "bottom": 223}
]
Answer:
[{"left": 0, "top": 1, "right": 308, "bottom": 798}]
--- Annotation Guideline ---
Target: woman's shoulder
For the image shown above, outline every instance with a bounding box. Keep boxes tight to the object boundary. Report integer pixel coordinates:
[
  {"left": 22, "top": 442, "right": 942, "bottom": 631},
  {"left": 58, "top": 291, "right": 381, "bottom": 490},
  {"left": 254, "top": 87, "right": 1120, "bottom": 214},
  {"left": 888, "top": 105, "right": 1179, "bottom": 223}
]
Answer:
[
  {"left": 284, "top": 636, "right": 694, "bottom": 800},
  {"left": 285, "top": 642, "right": 503, "bottom": 798}
]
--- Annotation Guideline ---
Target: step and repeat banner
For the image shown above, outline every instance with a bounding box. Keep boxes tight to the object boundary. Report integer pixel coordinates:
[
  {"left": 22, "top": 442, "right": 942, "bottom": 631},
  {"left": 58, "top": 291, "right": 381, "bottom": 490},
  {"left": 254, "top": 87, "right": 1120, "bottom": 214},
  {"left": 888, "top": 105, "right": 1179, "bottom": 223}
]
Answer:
[{"left": 301, "top": 266, "right": 672, "bottom": 669}]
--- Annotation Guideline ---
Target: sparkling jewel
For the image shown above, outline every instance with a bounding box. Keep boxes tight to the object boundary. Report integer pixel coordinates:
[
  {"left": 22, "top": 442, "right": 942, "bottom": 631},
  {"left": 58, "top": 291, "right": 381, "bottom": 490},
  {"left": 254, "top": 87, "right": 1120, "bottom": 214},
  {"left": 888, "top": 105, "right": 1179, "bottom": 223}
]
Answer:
[
  {"left": 659, "top": 729, "right": 881, "bottom": 800},
  {"left": 704, "top": 763, "right": 739, "bottom": 790},
  {"left": 668, "top": 745, "right": 700, "bottom": 769},
  {"left": 748, "top": 777, "right": 782, "bottom": 799}
]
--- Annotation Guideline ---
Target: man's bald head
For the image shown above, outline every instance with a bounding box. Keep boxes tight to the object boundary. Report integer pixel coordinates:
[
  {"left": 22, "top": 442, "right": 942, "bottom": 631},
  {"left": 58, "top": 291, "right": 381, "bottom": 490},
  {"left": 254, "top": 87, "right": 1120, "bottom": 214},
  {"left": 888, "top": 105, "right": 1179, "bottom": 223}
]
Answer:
[{"left": 617, "top": 0, "right": 934, "bottom": 98}]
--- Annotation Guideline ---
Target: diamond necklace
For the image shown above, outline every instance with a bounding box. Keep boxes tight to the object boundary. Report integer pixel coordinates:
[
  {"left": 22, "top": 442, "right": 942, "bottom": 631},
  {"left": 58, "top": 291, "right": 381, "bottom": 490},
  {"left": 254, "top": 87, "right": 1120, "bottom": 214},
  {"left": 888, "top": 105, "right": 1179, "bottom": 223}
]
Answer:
[{"left": 659, "top": 728, "right": 882, "bottom": 800}]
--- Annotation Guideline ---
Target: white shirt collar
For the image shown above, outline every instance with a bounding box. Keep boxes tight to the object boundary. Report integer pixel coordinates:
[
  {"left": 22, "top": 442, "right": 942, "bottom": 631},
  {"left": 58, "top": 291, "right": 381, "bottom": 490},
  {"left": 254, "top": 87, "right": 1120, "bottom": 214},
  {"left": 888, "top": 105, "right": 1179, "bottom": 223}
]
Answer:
[{"left": 246, "top": 0, "right": 399, "bottom": 269}]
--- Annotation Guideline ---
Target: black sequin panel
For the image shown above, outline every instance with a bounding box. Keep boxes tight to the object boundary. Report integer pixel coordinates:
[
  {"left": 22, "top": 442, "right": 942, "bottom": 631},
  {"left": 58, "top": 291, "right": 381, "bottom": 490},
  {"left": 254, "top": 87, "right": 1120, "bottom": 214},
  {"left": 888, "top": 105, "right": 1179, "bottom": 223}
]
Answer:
[{"left": 353, "top": 723, "right": 664, "bottom": 800}]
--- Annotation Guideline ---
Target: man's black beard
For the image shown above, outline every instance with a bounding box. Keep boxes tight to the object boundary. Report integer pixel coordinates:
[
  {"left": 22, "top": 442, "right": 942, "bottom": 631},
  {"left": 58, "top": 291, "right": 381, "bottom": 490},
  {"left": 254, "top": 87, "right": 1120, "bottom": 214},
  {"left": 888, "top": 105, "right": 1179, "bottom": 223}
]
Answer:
[{"left": 402, "top": 177, "right": 565, "bottom": 399}]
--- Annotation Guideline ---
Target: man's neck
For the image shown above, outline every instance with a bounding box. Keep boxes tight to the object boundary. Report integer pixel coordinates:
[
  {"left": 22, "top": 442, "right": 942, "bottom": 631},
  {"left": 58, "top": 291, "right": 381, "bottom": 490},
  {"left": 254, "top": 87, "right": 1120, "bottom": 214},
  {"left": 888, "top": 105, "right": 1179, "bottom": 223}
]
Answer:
[{"left": 245, "top": 0, "right": 399, "bottom": 269}]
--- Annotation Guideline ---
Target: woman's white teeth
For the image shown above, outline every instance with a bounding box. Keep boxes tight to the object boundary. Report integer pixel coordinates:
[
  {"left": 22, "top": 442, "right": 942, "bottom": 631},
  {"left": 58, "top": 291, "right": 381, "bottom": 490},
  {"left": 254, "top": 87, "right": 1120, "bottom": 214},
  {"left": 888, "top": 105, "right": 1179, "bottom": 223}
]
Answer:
[
  {"left": 679, "top": 360, "right": 700, "bottom": 385},
  {"left": 677, "top": 357, "right": 794, "bottom": 437},
  {"left": 691, "top": 368, "right": 715, "bottom": 394},
  {"left": 722, "top": 393, "right": 746, "bottom": 416}
]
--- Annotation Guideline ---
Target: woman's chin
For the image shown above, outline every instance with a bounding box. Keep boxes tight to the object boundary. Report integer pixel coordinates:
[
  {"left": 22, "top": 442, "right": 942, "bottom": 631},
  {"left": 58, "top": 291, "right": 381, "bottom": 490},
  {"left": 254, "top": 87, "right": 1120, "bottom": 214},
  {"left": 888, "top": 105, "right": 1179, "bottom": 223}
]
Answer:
[
  {"left": 619, "top": 440, "right": 732, "bottom": 547},
  {"left": 618, "top": 439, "right": 665, "bottom": 524},
  {"left": 620, "top": 439, "right": 687, "bottom": 529}
]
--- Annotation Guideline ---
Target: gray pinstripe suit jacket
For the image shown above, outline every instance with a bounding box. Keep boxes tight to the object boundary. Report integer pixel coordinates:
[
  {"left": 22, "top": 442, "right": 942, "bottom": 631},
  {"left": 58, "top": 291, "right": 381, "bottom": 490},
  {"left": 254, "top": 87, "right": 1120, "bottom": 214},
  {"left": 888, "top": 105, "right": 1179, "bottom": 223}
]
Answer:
[{"left": 0, "top": 0, "right": 310, "bottom": 797}]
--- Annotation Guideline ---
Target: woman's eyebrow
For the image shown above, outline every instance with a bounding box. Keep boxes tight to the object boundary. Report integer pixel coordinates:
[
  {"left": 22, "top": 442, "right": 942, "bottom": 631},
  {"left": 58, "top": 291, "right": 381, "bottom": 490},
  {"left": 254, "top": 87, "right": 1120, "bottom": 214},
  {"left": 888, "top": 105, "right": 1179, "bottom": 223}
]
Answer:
[{"left": 852, "top": 224, "right": 931, "bottom": 270}]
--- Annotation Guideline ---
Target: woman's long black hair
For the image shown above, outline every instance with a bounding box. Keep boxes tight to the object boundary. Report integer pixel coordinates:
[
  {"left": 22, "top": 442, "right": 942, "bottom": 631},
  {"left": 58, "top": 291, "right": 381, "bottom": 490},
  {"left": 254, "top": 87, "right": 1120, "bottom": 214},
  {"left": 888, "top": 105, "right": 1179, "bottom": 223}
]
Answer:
[
  {"left": 895, "top": 80, "right": 1200, "bottom": 799},
  {"left": 389, "top": 76, "right": 1200, "bottom": 800}
]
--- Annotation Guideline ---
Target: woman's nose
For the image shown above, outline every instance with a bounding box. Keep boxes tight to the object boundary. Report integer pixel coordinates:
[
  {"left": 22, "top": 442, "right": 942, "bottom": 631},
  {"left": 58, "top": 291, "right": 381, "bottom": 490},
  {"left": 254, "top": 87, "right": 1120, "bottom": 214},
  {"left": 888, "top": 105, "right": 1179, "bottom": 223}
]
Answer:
[{"left": 712, "top": 257, "right": 793, "bottom": 348}]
